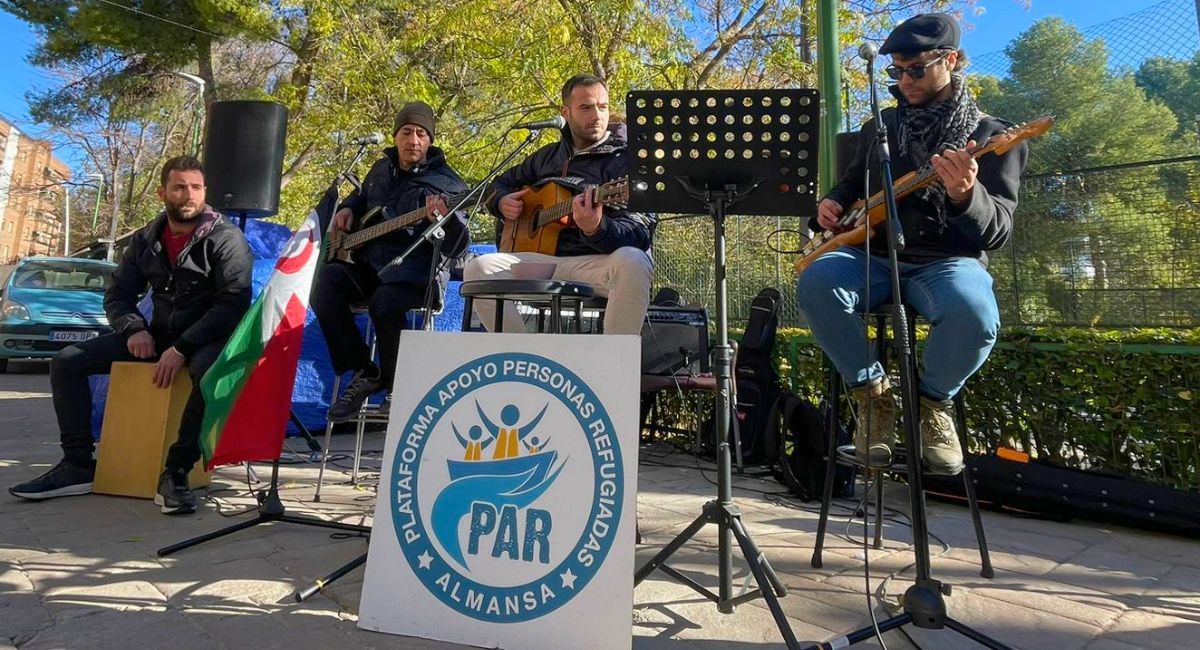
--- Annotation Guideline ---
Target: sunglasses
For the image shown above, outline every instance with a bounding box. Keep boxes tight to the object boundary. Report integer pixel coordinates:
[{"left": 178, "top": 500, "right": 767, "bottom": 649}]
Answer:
[{"left": 884, "top": 52, "right": 948, "bottom": 81}]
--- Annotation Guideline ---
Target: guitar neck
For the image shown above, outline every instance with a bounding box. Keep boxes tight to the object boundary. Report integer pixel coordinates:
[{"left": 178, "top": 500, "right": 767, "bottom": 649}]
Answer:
[
  {"left": 534, "top": 181, "right": 627, "bottom": 229},
  {"left": 344, "top": 193, "right": 467, "bottom": 249},
  {"left": 860, "top": 140, "right": 999, "bottom": 214}
]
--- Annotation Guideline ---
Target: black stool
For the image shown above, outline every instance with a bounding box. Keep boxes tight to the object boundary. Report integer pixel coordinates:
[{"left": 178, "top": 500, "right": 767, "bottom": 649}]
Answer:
[
  {"left": 460, "top": 279, "right": 594, "bottom": 333},
  {"left": 810, "top": 303, "right": 995, "bottom": 579}
]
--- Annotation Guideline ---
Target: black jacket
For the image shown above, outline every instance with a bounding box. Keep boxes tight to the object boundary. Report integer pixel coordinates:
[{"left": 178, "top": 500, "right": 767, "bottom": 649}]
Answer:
[
  {"left": 487, "top": 123, "right": 654, "bottom": 257},
  {"left": 821, "top": 106, "right": 1028, "bottom": 266},
  {"left": 105, "top": 207, "right": 253, "bottom": 359},
  {"left": 340, "top": 145, "right": 469, "bottom": 284}
]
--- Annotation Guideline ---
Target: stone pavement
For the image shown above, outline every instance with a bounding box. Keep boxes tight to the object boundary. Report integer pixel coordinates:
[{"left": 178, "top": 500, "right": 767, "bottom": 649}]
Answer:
[{"left": 1, "top": 362, "right": 1198, "bottom": 649}]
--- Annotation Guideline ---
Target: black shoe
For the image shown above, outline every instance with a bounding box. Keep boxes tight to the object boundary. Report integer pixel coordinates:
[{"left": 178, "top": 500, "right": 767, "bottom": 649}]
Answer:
[
  {"left": 155, "top": 469, "right": 197, "bottom": 515},
  {"left": 9, "top": 459, "right": 95, "bottom": 500},
  {"left": 330, "top": 368, "right": 383, "bottom": 422}
]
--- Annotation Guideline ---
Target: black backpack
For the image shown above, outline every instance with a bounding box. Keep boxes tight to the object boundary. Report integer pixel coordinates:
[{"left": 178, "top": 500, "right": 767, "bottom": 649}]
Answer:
[
  {"left": 732, "top": 288, "right": 784, "bottom": 464},
  {"left": 770, "top": 393, "right": 854, "bottom": 501},
  {"left": 699, "top": 288, "right": 782, "bottom": 465}
]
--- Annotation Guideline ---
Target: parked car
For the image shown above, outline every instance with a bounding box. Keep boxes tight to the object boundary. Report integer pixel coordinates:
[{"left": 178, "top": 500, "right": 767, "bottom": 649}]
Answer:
[{"left": 0, "top": 256, "right": 117, "bottom": 372}]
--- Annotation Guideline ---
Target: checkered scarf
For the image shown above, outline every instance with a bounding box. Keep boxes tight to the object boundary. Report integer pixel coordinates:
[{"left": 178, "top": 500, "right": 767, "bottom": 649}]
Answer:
[{"left": 892, "top": 74, "right": 981, "bottom": 229}]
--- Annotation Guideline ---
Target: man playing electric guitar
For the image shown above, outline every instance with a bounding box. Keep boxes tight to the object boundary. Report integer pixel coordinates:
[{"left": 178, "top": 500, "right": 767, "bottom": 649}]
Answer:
[
  {"left": 312, "top": 101, "right": 470, "bottom": 420},
  {"left": 795, "top": 13, "right": 1028, "bottom": 475},
  {"left": 464, "top": 74, "right": 655, "bottom": 335}
]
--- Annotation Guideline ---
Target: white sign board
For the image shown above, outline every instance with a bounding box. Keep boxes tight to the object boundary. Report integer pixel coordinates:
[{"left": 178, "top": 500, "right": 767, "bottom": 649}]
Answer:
[{"left": 359, "top": 332, "right": 640, "bottom": 649}]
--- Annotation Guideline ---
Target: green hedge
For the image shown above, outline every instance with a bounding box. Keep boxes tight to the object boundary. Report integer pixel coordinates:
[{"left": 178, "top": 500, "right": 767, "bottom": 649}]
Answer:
[{"left": 777, "top": 327, "right": 1200, "bottom": 490}]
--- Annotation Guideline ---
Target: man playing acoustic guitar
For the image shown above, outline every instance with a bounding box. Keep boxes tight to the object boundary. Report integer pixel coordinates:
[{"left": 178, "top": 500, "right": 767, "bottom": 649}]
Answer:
[
  {"left": 795, "top": 13, "right": 1028, "bottom": 475},
  {"left": 464, "top": 73, "right": 655, "bottom": 335},
  {"left": 312, "top": 101, "right": 470, "bottom": 420}
]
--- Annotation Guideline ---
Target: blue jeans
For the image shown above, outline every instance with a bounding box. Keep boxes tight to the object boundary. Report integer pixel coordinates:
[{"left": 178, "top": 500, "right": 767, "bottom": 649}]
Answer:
[{"left": 795, "top": 247, "right": 1000, "bottom": 401}]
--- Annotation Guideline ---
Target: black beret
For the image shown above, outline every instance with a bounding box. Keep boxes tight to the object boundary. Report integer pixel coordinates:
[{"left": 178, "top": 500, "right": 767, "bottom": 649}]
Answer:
[{"left": 880, "top": 13, "right": 961, "bottom": 55}]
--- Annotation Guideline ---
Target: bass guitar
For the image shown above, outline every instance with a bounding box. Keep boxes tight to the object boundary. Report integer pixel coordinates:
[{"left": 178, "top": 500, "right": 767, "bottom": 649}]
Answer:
[{"left": 793, "top": 116, "right": 1054, "bottom": 275}]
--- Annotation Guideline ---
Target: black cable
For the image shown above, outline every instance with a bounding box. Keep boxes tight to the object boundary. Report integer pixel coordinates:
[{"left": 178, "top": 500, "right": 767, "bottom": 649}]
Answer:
[
  {"left": 862, "top": 472, "right": 888, "bottom": 650},
  {"left": 765, "top": 228, "right": 810, "bottom": 255},
  {"left": 93, "top": 0, "right": 292, "bottom": 48}
]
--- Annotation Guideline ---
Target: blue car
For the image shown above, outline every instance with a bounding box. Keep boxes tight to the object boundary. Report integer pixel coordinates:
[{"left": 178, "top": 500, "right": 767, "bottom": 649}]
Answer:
[{"left": 0, "top": 256, "right": 117, "bottom": 372}]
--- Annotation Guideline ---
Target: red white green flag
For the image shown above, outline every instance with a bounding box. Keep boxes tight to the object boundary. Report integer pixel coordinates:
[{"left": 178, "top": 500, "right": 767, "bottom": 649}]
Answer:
[{"left": 197, "top": 188, "right": 334, "bottom": 469}]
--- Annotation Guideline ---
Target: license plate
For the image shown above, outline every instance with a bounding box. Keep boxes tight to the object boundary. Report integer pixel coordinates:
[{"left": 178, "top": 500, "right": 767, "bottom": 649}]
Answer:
[{"left": 49, "top": 330, "right": 99, "bottom": 343}]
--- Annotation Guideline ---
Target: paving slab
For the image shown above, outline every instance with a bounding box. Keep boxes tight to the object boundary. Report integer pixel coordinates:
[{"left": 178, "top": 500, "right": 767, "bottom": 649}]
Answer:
[{"left": 2, "top": 369, "right": 1199, "bottom": 649}]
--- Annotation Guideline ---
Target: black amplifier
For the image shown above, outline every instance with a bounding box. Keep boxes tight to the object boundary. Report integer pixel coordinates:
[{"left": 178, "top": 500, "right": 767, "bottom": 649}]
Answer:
[{"left": 641, "top": 307, "right": 709, "bottom": 376}]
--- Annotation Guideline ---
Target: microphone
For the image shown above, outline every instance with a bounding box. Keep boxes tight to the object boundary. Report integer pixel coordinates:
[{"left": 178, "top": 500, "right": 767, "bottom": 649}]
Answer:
[
  {"left": 858, "top": 42, "right": 879, "bottom": 61},
  {"left": 511, "top": 116, "right": 567, "bottom": 131},
  {"left": 347, "top": 132, "right": 385, "bottom": 146}
]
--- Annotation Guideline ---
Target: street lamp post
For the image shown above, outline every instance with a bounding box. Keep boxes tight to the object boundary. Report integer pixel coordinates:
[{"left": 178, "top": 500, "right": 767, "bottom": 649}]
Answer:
[
  {"left": 62, "top": 184, "right": 70, "bottom": 255},
  {"left": 106, "top": 168, "right": 122, "bottom": 262},
  {"left": 88, "top": 172, "right": 104, "bottom": 232},
  {"left": 173, "top": 72, "right": 206, "bottom": 155}
]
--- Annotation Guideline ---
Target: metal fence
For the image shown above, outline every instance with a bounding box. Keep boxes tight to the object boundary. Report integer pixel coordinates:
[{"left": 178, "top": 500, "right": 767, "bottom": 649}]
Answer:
[{"left": 652, "top": 0, "right": 1200, "bottom": 328}]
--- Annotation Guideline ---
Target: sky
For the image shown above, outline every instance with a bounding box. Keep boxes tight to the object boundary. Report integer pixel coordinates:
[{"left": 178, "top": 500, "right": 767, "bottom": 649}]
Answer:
[
  {"left": 0, "top": 0, "right": 1188, "bottom": 175},
  {"left": 958, "top": 0, "right": 1180, "bottom": 55}
]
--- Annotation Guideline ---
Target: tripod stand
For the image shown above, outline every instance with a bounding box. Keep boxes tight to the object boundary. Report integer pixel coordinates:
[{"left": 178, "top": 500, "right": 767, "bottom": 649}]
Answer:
[
  {"left": 808, "top": 50, "right": 1009, "bottom": 650},
  {"left": 628, "top": 89, "right": 821, "bottom": 649}
]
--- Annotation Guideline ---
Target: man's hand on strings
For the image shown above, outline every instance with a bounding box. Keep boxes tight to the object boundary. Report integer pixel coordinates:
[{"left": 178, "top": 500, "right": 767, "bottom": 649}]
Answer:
[
  {"left": 572, "top": 188, "right": 602, "bottom": 236},
  {"left": 931, "top": 140, "right": 978, "bottom": 205},
  {"left": 426, "top": 194, "right": 449, "bottom": 222},
  {"left": 499, "top": 188, "right": 530, "bottom": 221},
  {"left": 331, "top": 207, "right": 354, "bottom": 232},
  {"left": 816, "top": 198, "right": 845, "bottom": 231}
]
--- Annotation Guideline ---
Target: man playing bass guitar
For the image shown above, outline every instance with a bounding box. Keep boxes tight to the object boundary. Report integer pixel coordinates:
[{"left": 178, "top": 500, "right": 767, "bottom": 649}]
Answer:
[
  {"left": 464, "top": 74, "right": 655, "bottom": 335},
  {"left": 313, "top": 101, "right": 470, "bottom": 420},
  {"left": 795, "top": 13, "right": 1028, "bottom": 475}
]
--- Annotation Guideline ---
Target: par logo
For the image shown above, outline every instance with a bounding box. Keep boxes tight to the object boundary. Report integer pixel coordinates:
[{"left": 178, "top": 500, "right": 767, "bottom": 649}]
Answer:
[{"left": 390, "top": 353, "right": 624, "bottom": 623}]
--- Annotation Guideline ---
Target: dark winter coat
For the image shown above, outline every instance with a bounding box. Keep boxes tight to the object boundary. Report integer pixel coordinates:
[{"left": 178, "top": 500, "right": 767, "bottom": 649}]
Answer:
[
  {"left": 105, "top": 207, "right": 253, "bottom": 360},
  {"left": 339, "top": 145, "right": 470, "bottom": 284},
  {"left": 487, "top": 123, "right": 655, "bottom": 257}
]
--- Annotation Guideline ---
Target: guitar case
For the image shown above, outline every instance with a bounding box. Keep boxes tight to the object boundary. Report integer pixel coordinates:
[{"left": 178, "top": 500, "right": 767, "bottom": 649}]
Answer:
[{"left": 924, "top": 453, "right": 1200, "bottom": 538}]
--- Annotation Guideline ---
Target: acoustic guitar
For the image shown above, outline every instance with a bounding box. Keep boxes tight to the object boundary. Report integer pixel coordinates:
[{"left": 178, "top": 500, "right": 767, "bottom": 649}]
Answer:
[
  {"left": 499, "top": 178, "right": 630, "bottom": 255},
  {"left": 793, "top": 116, "right": 1054, "bottom": 276}
]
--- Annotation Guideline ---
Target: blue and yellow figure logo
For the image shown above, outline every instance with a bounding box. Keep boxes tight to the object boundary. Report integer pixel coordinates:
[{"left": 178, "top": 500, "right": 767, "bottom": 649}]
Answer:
[{"left": 390, "top": 353, "right": 623, "bottom": 623}]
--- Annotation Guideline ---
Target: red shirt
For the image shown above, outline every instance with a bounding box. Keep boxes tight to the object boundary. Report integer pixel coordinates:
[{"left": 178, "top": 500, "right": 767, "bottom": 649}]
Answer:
[{"left": 162, "top": 227, "right": 192, "bottom": 267}]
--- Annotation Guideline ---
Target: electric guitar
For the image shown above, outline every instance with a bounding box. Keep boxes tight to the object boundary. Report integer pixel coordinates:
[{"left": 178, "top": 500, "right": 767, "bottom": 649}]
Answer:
[
  {"left": 325, "top": 191, "right": 472, "bottom": 263},
  {"left": 793, "top": 116, "right": 1054, "bottom": 276},
  {"left": 499, "top": 178, "right": 631, "bottom": 255}
]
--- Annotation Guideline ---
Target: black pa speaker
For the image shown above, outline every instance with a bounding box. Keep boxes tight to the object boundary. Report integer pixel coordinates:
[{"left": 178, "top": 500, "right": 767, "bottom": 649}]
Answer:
[
  {"left": 202, "top": 100, "right": 288, "bottom": 219},
  {"left": 641, "top": 307, "right": 709, "bottom": 376}
]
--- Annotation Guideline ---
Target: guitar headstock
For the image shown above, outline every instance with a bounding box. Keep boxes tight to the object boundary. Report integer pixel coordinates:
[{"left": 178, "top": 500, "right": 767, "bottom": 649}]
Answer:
[
  {"left": 984, "top": 115, "right": 1055, "bottom": 155},
  {"left": 597, "top": 176, "right": 631, "bottom": 209}
]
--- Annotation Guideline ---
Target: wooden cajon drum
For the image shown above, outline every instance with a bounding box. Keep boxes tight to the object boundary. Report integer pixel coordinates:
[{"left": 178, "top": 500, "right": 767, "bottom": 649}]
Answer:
[{"left": 94, "top": 361, "right": 211, "bottom": 498}]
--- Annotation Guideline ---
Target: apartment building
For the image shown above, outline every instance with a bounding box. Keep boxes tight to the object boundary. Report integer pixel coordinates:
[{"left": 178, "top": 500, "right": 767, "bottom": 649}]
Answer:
[{"left": 0, "top": 116, "right": 69, "bottom": 262}]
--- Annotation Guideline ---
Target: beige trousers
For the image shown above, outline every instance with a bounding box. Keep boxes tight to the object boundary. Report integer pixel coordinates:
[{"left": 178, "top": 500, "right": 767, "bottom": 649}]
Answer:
[{"left": 462, "top": 246, "right": 653, "bottom": 335}]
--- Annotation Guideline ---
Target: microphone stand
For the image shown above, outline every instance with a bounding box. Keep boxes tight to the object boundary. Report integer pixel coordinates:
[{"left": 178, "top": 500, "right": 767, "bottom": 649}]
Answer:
[
  {"left": 378, "top": 128, "right": 543, "bottom": 284},
  {"left": 811, "top": 52, "right": 1010, "bottom": 650}
]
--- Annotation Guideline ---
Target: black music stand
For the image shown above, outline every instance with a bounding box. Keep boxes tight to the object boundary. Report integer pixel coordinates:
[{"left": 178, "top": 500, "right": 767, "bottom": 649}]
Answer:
[{"left": 627, "top": 89, "right": 819, "bottom": 649}]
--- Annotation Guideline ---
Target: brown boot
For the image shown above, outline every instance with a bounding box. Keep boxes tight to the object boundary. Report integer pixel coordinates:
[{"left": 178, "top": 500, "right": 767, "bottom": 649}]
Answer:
[
  {"left": 850, "top": 378, "right": 896, "bottom": 467},
  {"left": 919, "top": 396, "right": 964, "bottom": 476}
]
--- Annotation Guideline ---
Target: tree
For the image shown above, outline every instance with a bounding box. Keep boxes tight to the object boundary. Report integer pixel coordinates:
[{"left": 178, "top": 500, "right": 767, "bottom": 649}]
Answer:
[
  {"left": 974, "top": 17, "right": 1177, "bottom": 174},
  {"left": 5, "top": 0, "right": 971, "bottom": 246},
  {"left": 972, "top": 17, "right": 1186, "bottom": 326},
  {"left": 1135, "top": 53, "right": 1200, "bottom": 148}
]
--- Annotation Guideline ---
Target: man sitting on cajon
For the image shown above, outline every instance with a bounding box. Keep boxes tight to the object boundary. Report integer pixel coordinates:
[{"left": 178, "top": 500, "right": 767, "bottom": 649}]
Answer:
[{"left": 9, "top": 156, "right": 253, "bottom": 514}]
